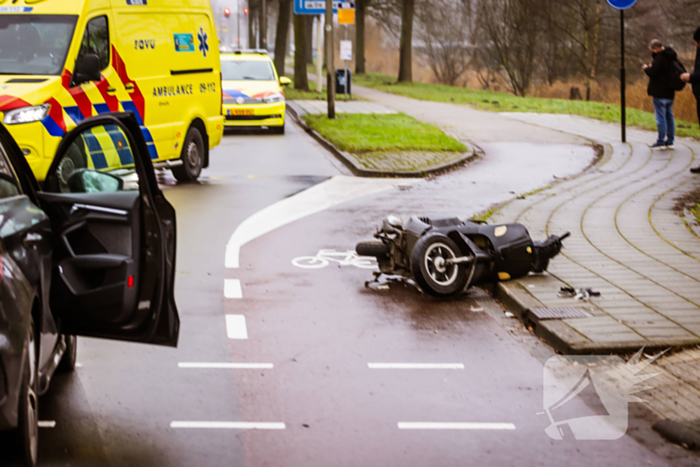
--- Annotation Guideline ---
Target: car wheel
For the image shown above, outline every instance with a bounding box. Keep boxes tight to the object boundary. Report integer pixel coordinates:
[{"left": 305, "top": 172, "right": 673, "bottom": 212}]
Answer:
[
  {"left": 411, "top": 234, "right": 469, "bottom": 296},
  {"left": 56, "top": 143, "right": 87, "bottom": 193},
  {"left": 58, "top": 335, "right": 77, "bottom": 373},
  {"left": 172, "top": 127, "right": 205, "bottom": 182},
  {"left": 15, "top": 317, "right": 39, "bottom": 467},
  {"left": 271, "top": 123, "right": 285, "bottom": 135}
]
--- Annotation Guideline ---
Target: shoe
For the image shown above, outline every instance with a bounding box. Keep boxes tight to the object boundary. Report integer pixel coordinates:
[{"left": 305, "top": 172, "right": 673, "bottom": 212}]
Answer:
[
  {"left": 691, "top": 166, "right": 700, "bottom": 174},
  {"left": 665, "top": 142, "right": 674, "bottom": 149},
  {"left": 649, "top": 142, "right": 666, "bottom": 148}
]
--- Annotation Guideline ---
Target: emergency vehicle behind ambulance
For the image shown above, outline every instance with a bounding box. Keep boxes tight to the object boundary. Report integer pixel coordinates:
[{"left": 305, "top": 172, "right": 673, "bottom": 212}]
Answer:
[{"left": 0, "top": 0, "right": 224, "bottom": 182}]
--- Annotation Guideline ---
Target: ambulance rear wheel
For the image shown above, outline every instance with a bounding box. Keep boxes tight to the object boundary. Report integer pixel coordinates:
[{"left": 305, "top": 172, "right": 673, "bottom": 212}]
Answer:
[{"left": 172, "top": 127, "right": 204, "bottom": 182}]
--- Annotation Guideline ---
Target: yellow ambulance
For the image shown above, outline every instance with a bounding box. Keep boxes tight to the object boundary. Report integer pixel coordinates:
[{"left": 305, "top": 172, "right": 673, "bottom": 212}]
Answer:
[{"left": 0, "top": 0, "right": 224, "bottom": 182}]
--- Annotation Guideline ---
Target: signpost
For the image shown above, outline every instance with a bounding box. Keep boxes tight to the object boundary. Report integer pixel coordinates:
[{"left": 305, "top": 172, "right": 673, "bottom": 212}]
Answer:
[
  {"left": 607, "top": 0, "right": 638, "bottom": 143},
  {"left": 338, "top": 3, "right": 354, "bottom": 102}
]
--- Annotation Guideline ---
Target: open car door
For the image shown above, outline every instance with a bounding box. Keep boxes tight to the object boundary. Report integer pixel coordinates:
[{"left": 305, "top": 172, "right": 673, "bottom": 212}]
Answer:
[{"left": 36, "top": 113, "right": 179, "bottom": 346}]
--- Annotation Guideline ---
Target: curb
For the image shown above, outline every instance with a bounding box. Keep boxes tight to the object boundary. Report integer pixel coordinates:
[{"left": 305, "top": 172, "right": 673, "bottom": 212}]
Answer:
[
  {"left": 286, "top": 101, "right": 478, "bottom": 178},
  {"left": 484, "top": 143, "right": 700, "bottom": 355},
  {"left": 653, "top": 420, "right": 700, "bottom": 450}
]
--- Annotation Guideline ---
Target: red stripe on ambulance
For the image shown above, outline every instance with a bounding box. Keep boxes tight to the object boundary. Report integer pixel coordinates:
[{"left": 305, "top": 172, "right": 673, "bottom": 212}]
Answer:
[
  {"left": 61, "top": 69, "right": 93, "bottom": 119},
  {"left": 44, "top": 98, "right": 67, "bottom": 133},
  {"left": 0, "top": 95, "right": 31, "bottom": 111},
  {"left": 111, "top": 45, "right": 145, "bottom": 121}
]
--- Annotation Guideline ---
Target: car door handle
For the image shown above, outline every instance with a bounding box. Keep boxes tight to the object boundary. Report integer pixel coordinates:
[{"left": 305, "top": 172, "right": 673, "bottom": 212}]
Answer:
[
  {"left": 70, "top": 203, "right": 128, "bottom": 216},
  {"left": 106, "top": 87, "right": 117, "bottom": 94},
  {"left": 23, "top": 233, "right": 43, "bottom": 247},
  {"left": 125, "top": 84, "right": 135, "bottom": 92}
]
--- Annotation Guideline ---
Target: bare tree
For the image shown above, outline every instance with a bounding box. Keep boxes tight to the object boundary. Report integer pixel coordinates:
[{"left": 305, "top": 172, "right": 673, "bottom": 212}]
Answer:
[
  {"left": 398, "top": 0, "right": 415, "bottom": 82},
  {"left": 416, "top": 0, "right": 474, "bottom": 85},
  {"left": 475, "top": 0, "right": 540, "bottom": 96},
  {"left": 294, "top": 13, "right": 309, "bottom": 90},
  {"left": 274, "top": 0, "right": 292, "bottom": 77},
  {"left": 356, "top": 0, "right": 369, "bottom": 74}
]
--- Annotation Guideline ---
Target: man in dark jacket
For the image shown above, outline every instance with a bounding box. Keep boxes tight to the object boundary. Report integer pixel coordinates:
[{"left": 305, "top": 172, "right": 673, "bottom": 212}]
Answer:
[
  {"left": 681, "top": 28, "right": 700, "bottom": 172},
  {"left": 643, "top": 39, "right": 678, "bottom": 149}
]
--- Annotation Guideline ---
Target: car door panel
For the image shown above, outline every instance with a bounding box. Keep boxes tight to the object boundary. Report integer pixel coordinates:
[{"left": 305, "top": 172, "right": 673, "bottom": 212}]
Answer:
[
  {"left": 0, "top": 112, "right": 179, "bottom": 347},
  {"left": 36, "top": 190, "right": 141, "bottom": 328}
]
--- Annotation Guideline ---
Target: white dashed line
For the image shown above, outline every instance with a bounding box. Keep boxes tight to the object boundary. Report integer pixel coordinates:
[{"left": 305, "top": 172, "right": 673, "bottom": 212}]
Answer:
[
  {"left": 178, "top": 362, "right": 273, "bottom": 369},
  {"left": 398, "top": 422, "right": 516, "bottom": 430},
  {"left": 225, "top": 314, "right": 248, "bottom": 339},
  {"left": 368, "top": 363, "right": 464, "bottom": 370},
  {"left": 170, "top": 421, "right": 285, "bottom": 430},
  {"left": 224, "top": 279, "right": 243, "bottom": 299},
  {"left": 38, "top": 421, "right": 56, "bottom": 428}
]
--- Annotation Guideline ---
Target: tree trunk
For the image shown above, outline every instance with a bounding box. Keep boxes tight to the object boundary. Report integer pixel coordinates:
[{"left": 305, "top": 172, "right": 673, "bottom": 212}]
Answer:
[
  {"left": 398, "top": 0, "right": 415, "bottom": 82},
  {"left": 587, "top": 0, "right": 601, "bottom": 102},
  {"left": 305, "top": 15, "right": 314, "bottom": 65},
  {"left": 294, "top": 14, "right": 309, "bottom": 90},
  {"left": 274, "top": 0, "right": 292, "bottom": 76},
  {"left": 248, "top": 1, "right": 257, "bottom": 49},
  {"left": 260, "top": 0, "right": 267, "bottom": 50},
  {"left": 356, "top": 0, "right": 367, "bottom": 74}
]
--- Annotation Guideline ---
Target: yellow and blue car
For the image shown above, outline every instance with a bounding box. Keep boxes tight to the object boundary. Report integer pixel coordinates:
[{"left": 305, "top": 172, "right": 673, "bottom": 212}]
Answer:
[{"left": 221, "top": 51, "right": 290, "bottom": 134}]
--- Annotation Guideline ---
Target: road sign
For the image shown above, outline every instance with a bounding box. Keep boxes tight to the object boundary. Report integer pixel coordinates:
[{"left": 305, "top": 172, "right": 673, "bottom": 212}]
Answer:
[
  {"left": 338, "top": 7, "right": 355, "bottom": 24},
  {"left": 340, "top": 40, "right": 352, "bottom": 61},
  {"left": 606, "top": 0, "right": 638, "bottom": 9},
  {"left": 294, "top": 1, "right": 354, "bottom": 15}
]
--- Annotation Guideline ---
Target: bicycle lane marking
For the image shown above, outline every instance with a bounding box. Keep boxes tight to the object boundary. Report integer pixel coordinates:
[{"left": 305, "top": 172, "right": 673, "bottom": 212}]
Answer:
[{"left": 291, "top": 249, "right": 378, "bottom": 270}]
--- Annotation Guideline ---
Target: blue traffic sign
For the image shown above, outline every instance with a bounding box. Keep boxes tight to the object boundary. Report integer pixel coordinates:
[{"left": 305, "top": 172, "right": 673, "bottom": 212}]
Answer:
[
  {"left": 294, "top": 1, "right": 354, "bottom": 15},
  {"left": 606, "top": 0, "right": 638, "bottom": 9}
]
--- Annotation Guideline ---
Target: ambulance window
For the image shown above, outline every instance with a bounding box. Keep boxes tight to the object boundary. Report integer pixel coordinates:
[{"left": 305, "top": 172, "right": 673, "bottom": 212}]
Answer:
[{"left": 78, "top": 16, "right": 110, "bottom": 72}]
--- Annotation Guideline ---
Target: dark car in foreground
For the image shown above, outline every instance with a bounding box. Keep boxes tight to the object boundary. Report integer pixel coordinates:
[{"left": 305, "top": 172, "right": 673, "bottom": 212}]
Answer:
[{"left": 0, "top": 113, "right": 179, "bottom": 466}]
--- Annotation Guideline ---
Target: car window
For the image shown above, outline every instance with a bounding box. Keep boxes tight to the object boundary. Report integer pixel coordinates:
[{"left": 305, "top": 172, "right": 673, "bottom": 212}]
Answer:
[
  {"left": 53, "top": 124, "right": 139, "bottom": 194},
  {"left": 76, "top": 16, "right": 110, "bottom": 73},
  {"left": 0, "top": 142, "right": 22, "bottom": 199},
  {"left": 221, "top": 60, "right": 276, "bottom": 81},
  {"left": 0, "top": 15, "right": 77, "bottom": 76}
]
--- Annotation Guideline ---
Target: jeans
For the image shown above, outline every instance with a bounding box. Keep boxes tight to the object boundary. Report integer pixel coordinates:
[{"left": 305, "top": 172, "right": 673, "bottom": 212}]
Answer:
[{"left": 653, "top": 98, "right": 675, "bottom": 145}]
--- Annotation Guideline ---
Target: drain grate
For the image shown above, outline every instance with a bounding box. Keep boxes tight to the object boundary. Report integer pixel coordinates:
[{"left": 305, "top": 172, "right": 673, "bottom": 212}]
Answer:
[{"left": 529, "top": 307, "right": 591, "bottom": 320}]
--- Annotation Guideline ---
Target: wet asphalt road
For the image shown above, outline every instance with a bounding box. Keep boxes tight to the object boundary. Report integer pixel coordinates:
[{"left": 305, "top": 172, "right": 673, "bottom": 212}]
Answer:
[{"left": 3, "top": 118, "right": 692, "bottom": 466}]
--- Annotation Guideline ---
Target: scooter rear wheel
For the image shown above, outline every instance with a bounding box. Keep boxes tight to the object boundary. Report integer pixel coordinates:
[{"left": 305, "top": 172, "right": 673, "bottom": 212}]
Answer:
[{"left": 411, "top": 234, "right": 469, "bottom": 296}]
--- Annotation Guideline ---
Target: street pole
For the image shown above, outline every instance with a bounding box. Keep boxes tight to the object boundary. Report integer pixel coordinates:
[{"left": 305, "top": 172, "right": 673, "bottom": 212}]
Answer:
[
  {"left": 261, "top": 0, "right": 267, "bottom": 50},
  {"left": 620, "top": 9, "right": 626, "bottom": 143},
  {"left": 325, "top": 0, "right": 335, "bottom": 119},
  {"left": 316, "top": 15, "right": 323, "bottom": 93},
  {"left": 344, "top": 24, "right": 348, "bottom": 102},
  {"left": 237, "top": 1, "right": 240, "bottom": 49}
]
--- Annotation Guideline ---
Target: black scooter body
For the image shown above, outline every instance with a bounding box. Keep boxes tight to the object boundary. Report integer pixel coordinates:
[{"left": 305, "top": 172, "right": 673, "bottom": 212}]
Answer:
[{"left": 357, "top": 215, "right": 568, "bottom": 297}]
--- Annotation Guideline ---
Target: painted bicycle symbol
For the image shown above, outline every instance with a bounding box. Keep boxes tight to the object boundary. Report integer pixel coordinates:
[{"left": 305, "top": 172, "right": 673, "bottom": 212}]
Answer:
[{"left": 292, "top": 249, "right": 378, "bottom": 270}]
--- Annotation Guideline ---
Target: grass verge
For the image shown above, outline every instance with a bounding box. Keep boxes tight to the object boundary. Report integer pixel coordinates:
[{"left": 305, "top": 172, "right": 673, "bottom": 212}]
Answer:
[
  {"left": 353, "top": 72, "right": 700, "bottom": 138},
  {"left": 302, "top": 113, "right": 466, "bottom": 154}
]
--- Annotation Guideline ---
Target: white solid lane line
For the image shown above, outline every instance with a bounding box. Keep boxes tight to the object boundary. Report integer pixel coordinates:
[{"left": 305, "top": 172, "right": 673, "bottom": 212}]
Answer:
[
  {"left": 398, "top": 422, "right": 516, "bottom": 430},
  {"left": 226, "top": 314, "right": 248, "bottom": 339},
  {"left": 38, "top": 421, "right": 56, "bottom": 428},
  {"left": 368, "top": 363, "right": 464, "bottom": 370},
  {"left": 225, "top": 175, "right": 418, "bottom": 268},
  {"left": 178, "top": 362, "right": 273, "bottom": 369},
  {"left": 170, "top": 422, "right": 286, "bottom": 430},
  {"left": 224, "top": 279, "right": 243, "bottom": 299}
]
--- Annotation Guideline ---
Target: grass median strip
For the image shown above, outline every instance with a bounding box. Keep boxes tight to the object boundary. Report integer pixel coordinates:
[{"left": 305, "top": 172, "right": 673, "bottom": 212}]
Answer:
[
  {"left": 302, "top": 113, "right": 468, "bottom": 173},
  {"left": 354, "top": 72, "right": 700, "bottom": 139},
  {"left": 303, "top": 113, "right": 466, "bottom": 153}
]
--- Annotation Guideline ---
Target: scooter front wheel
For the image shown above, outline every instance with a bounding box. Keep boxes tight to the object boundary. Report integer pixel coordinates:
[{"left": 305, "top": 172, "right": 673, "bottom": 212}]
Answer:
[{"left": 411, "top": 234, "right": 469, "bottom": 296}]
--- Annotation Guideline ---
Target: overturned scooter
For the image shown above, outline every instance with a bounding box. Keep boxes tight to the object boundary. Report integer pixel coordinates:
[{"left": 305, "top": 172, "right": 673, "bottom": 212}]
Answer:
[{"left": 356, "top": 215, "right": 569, "bottom": 297}]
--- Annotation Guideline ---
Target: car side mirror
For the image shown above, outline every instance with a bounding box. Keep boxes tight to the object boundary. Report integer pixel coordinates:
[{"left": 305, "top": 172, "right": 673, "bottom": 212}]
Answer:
[
  {"left": 68, "top": 168, "right": 124, "bottom": 193},
  {"left": 74, "top": 54, "right": 101, "bottom": 85},
  {"left": 279, "top": 76, "right": 292, "bottom": 87}
]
